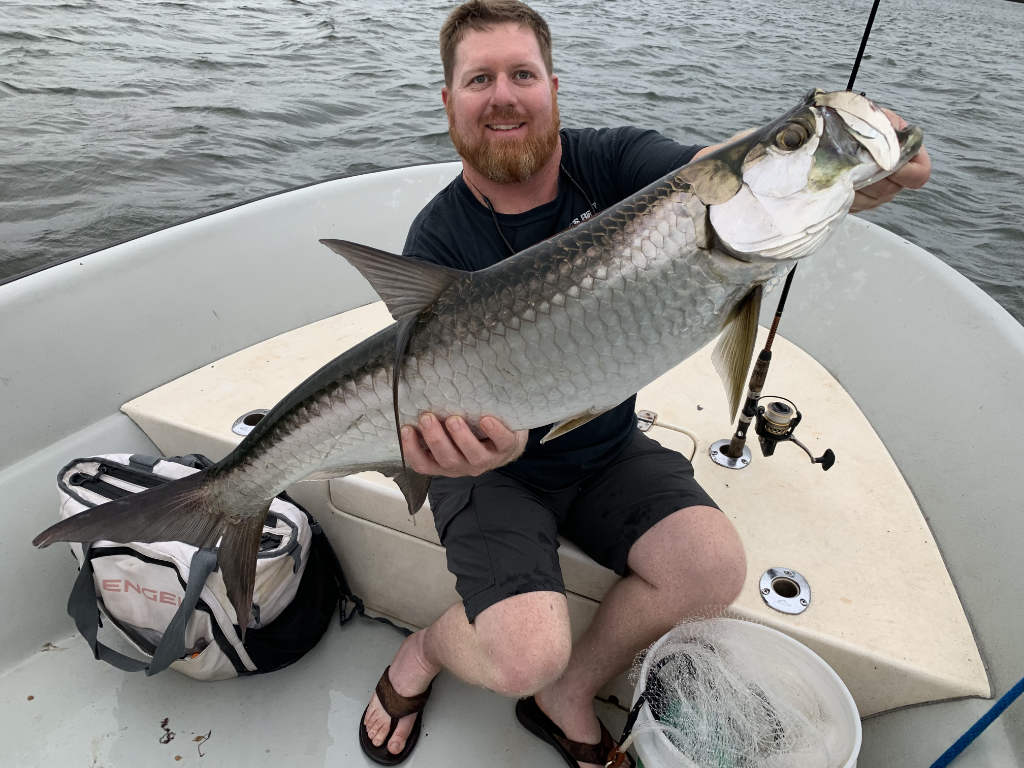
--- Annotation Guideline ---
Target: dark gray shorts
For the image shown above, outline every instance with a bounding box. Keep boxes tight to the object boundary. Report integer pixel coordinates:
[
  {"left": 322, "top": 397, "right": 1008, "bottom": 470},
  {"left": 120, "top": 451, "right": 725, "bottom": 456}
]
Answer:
[{"left": 427, "top": 429, "right": 719, "bottom": 623}]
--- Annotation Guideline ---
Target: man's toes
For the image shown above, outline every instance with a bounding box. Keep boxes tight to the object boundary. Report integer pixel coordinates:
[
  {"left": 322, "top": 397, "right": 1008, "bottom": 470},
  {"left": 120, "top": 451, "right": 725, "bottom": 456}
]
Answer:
[
  {"left": 387, "top": 713, "right": 417, "bottom": 755},
  {"left": 364, "top": 696, "right": 390, "bottom": 746}
]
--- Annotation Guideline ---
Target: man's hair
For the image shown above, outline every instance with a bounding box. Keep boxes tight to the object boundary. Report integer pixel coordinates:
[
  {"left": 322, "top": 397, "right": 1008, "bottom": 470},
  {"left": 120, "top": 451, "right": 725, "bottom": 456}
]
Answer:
[{"left": 440, "top": 1, "right": 553, "bottom": 87}]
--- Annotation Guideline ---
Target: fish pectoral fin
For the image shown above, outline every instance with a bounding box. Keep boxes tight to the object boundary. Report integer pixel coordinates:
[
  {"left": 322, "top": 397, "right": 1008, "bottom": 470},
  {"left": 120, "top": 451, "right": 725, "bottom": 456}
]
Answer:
[
  {"left": 712, "top": 285, "right": 763, "bottom": 422},
  {"left": 319, "top": 239, "right": 467, "bottom": 321},
  {"left": 391, "top": 469, "right": 432, "bottom": 515},
  {"left": 539, "top": 407, "right": 614, "bottom": 444}
]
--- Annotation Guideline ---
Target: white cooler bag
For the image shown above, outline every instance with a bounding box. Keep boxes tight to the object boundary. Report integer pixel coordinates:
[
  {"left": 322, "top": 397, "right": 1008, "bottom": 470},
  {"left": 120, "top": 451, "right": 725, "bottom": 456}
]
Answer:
[{"left": 57, "top": 453, "right": 350, "bottom": 680}]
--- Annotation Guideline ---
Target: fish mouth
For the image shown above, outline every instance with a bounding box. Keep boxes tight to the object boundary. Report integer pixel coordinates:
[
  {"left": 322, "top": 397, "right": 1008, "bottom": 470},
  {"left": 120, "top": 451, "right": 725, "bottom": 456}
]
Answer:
[
  {"left": 852, "top": 123, "right": 924, "bottom": 189},
  {"left": 813, "top": 90, "right": 924, "bottom": 189},
  {"left": 815, "top": 90, "right": 900, "bottom": 171}
]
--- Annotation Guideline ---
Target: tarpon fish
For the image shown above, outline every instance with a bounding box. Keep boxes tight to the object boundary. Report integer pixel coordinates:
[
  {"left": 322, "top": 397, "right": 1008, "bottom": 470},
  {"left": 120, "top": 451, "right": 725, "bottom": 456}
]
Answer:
[{"left": 34, "top": 90, "right": 923, "bottom": 634}]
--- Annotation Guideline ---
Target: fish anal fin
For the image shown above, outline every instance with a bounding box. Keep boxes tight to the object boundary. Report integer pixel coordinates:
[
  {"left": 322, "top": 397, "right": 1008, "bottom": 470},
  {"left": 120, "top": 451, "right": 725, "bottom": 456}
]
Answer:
[
  {"left": 302, "top": 464, "right": 430, "bottom": 515},
  {"left": 319, "top": 239, "right": 466, "bottom": 321},
  {"left": 712, "top": 286, "right": 763, "bottom": 422},
  {"left": 539, "top": 407, "right": 614, "bottom": 444},
  {"left": 392, "top": 469, "right": 431, "bottom": 515},
  {"left": 215, "top": 513, "right": 267, "bottom": 638}
]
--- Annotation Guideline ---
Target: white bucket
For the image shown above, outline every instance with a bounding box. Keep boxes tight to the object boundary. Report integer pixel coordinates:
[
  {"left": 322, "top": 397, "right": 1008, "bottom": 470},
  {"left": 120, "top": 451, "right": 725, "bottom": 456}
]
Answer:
[{"left": 632, "top": 618, "right": 862, "bottom": 768}]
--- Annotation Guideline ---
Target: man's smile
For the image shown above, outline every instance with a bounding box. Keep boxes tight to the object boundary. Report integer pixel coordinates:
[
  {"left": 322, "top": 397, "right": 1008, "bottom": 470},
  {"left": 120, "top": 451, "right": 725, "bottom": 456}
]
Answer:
[{"left": 484, "top": 118, "right": 528, "bottom": 134}]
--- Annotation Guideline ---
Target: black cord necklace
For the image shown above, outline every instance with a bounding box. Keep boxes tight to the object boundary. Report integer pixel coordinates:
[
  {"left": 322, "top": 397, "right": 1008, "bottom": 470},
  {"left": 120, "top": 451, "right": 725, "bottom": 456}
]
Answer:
[{"left": 469, "top": 163, "right": 600, "bottom": 256}]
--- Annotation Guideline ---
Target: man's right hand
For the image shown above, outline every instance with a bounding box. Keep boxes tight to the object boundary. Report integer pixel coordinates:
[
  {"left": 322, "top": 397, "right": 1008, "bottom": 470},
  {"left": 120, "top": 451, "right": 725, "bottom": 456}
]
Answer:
[{"left": 400, "top": 413, "right": 528, "bottom": 478}]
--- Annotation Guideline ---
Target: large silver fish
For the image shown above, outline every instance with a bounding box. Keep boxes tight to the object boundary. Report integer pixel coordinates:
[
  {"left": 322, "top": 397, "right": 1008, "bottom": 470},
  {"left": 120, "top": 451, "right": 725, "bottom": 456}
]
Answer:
[{"left": 34, "top": 90, "right": 923, "bottom": 633}]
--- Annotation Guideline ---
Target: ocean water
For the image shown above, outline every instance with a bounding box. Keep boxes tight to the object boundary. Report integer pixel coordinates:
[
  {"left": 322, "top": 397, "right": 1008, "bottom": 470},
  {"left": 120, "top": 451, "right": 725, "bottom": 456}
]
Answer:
[{"left": 1, "top": 0, "right": 1021, "bottom": 323}]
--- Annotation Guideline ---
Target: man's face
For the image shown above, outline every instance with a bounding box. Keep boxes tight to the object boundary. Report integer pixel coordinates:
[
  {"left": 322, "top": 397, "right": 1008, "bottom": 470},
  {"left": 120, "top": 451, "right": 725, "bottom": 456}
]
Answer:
[{"left": 443, "top": 22, "right": 560, "bottom": 184}]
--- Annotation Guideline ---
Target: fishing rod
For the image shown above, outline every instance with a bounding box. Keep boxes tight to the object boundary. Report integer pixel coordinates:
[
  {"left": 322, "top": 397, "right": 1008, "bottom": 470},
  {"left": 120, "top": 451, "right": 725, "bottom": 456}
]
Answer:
[{"left": 711, "top": 0, "right": 881, "bottom": 471}]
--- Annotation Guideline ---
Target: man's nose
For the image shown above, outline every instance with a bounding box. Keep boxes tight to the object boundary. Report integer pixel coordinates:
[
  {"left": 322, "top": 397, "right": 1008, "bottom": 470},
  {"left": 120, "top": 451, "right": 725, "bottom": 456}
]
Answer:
[{"left": 490, "top": 73, "right": 517, "bottom": 107}]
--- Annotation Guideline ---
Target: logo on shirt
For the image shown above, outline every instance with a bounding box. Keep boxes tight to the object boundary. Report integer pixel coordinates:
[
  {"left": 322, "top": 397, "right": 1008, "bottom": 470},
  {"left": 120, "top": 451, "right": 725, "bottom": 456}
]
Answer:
[{"left": 570, "top": 209, "right": 594, "bottom": 228}]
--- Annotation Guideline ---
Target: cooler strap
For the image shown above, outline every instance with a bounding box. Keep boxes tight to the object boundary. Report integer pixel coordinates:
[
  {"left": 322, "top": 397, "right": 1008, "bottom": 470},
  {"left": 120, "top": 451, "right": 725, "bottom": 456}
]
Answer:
[{"left": 67, "top": 545, "right": 220, "bottom": 676}]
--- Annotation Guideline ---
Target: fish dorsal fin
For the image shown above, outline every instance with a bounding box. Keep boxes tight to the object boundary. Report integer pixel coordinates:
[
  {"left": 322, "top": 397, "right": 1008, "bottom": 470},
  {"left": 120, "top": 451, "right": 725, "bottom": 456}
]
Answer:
[
  {"left": 712, "top": 286, "right": 763, "bottom": 421},
  {"left": 539, "top": 406, "right": 613, "bottom": 444},
  {"left": 392, "top": 468, "right": 432, "bottom": 515},
  {"left": 319, "top": 239, "right": 465, "bottom": 320}
]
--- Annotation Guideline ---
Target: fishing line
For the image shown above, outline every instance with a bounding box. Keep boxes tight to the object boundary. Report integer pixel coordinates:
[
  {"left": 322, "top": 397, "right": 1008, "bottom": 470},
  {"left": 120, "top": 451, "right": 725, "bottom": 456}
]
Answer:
[{"left": 722, "top": 0, "right": 881, "bottom": 459}]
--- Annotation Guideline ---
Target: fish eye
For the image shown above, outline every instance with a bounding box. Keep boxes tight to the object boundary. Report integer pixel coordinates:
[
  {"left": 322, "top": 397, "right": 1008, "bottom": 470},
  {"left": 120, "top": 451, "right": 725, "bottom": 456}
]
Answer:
[{"left": 774, "top": 123, "right": 810, "bottom": 151}]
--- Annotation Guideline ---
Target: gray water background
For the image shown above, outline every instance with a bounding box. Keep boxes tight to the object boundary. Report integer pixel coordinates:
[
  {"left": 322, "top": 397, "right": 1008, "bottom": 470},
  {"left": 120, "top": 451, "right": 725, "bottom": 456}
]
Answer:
[{"left": 1, "top": 0, "right": 1022, "bottom": 324}]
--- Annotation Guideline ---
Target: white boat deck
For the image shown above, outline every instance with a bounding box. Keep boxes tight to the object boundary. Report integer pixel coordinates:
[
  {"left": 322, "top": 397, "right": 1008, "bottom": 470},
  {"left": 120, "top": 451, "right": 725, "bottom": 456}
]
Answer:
[
  {"left": 6, "top": 611, "right": 1022, "bottom": 768},
  {"left": 0, "top": 614, "right": 627, "bottom": 767}
]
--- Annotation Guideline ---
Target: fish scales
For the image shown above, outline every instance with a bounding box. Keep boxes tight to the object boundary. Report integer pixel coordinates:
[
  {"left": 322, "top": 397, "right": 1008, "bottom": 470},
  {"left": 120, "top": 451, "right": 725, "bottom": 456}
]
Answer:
[{"left": 396, "top": 179, "right": 772, "bottom": 430}]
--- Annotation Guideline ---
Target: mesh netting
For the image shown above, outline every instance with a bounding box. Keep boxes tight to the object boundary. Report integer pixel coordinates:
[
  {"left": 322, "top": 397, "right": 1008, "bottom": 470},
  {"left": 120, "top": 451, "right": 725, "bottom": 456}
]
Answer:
[{"left": 629, "top": 619, "right": 852, "bottom": 768}]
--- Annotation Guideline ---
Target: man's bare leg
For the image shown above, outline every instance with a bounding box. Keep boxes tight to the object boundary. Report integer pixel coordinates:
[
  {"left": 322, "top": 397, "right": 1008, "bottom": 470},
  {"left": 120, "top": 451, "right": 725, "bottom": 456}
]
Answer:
[
  {"left": 533, "top": 505, "right": 746, "bottom": 768},
  {"left": 364, "top": 505, "right": 743, "bottom": 762},
  {"left": 363, "top": 590, "right": 572, "bottom": 756}
]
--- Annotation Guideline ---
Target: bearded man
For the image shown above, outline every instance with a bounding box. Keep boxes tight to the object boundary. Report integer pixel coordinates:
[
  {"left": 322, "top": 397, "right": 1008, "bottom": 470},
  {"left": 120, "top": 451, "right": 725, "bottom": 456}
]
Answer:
[{"left": 359, "top": 2, "right": 931, "bottom": 767}]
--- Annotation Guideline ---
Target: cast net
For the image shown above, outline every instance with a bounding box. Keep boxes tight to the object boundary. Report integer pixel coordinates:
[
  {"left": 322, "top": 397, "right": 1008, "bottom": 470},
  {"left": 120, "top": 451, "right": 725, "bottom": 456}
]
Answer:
[{"left": 628, "top": 619, "right": 852, "bottom": 768}]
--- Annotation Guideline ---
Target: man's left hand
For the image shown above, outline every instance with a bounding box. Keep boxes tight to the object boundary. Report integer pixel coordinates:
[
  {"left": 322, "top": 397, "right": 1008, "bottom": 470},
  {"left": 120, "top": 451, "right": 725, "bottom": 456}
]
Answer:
[{"left": 851, "top": 108, "right": 931, "bottom": 212}]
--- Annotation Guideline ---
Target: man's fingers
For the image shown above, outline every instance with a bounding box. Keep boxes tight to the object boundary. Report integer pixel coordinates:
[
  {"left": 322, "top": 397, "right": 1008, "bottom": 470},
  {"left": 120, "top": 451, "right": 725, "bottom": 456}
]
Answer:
[
  {"left": 893, "top": 146, "right": 931, "bottom": 189},
  {"left": 400, "top": 425, "right": 444, "bottom": 476},
  {"left": 478, "top": 415, "right": 513, "bottom": 448},
  {"left": 445, "top": 416, "right": 493, "bottom": 466},
  {"left": 417, "top": 413, "right": 465, "bottom": 468},
  {"left": 479, "top": 416, "right": 529, "bottom": 459},
  {"left": 401, "top": 413, "right": 528, "bottom": 478},
  {"left": 861, "top": 177, "right": 902, "bottom": 201}
]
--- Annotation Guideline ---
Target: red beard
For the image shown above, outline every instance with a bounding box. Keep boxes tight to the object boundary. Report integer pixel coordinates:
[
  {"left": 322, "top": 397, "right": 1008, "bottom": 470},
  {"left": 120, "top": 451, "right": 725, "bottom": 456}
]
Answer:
[{"left": 447, "top": 93, "right": 561, "bottom": 184}]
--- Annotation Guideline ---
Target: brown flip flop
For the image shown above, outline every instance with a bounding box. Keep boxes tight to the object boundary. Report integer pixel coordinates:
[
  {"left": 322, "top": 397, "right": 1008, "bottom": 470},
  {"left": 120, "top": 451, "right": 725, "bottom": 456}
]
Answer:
[
  {"left": 515, "top": 695, "right": 635, "bottom": 767},
  {"left": 359, "top": 665, "right": 434, "bottom": 765}
]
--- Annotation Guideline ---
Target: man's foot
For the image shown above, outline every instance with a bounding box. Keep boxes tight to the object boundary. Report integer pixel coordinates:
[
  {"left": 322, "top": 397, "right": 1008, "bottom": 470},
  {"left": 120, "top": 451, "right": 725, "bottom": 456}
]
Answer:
[
  {"left": 518, "top": 689, "right": 632, "bottom": 768},
  {"left": 362, "top": 631, "right": 440, "bottom": 758},
  {"left": 534, "top": 689, "right": 604, "bottom": 768}
]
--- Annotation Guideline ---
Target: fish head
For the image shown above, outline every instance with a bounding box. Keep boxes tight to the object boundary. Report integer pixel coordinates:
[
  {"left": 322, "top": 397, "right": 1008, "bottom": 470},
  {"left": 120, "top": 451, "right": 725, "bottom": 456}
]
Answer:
[{"left": 687, "top": 89, "right": 924, "bottom": 262}]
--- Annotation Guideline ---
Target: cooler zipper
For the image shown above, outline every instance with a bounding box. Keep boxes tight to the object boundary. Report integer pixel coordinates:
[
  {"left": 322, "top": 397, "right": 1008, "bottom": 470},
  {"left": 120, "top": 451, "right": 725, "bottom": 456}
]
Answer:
[
  {"left": 97, "top": 462, "right": 164, "bottom": 489},
  {"left": 68, "top": 473, "right": 135, "bottom": 500}
]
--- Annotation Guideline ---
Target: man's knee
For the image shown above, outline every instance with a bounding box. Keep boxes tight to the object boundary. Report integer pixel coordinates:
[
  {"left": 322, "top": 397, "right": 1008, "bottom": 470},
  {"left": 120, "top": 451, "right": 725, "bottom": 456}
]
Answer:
[
  {"left": 474, "top": 591, "right": 572, "bottom": 697},
  {"left": 632, "top": 505, "right": 747, "bottom": 615}
]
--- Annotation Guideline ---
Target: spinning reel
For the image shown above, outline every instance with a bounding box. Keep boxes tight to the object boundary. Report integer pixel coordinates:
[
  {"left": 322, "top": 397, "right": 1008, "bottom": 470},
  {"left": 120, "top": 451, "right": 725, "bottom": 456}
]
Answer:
[{"left": 753, "top": 397, "right": 835, "bottom": 470}]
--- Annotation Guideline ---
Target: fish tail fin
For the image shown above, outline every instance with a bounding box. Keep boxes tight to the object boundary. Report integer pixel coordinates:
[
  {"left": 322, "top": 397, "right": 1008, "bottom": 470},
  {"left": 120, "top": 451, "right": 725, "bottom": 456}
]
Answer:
[
  {"left": 33, "top": 471, "right": 222, "bottom": 549},
  {"left": 33, "top": 469, "right": 270, "bottom": 637}
]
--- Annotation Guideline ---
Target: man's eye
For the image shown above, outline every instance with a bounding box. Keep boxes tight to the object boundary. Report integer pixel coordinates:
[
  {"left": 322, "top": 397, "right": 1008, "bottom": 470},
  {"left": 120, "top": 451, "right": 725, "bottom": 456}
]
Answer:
[
  {"left": 513, "top": 70, "right": 533, "bottom": 80},
  {"left": 470, "top": 74, "right": 489, "bottom": 85}
]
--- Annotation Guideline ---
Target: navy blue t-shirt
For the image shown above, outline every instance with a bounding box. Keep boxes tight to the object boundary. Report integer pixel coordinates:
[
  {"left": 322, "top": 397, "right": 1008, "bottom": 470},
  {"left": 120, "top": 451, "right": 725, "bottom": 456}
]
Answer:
[{"left": 403, "top": 126, "right": 701, "bottom": 490}]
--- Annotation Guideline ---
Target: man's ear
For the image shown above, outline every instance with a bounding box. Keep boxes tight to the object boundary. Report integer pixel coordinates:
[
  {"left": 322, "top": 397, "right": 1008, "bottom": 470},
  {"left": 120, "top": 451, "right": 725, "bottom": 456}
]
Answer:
[
  {"left": 551, "top": 74, "right": 558, "bottom": 93},
  {"left": 442, "top": 86, "right": 449, "bottom": 107}
]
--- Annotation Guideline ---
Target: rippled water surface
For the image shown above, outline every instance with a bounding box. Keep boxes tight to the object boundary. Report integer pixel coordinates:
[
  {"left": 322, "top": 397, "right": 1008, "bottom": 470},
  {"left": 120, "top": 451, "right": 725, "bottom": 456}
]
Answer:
[{"left": 1, "top": 0, "right": 1022, "bottom": 322}]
